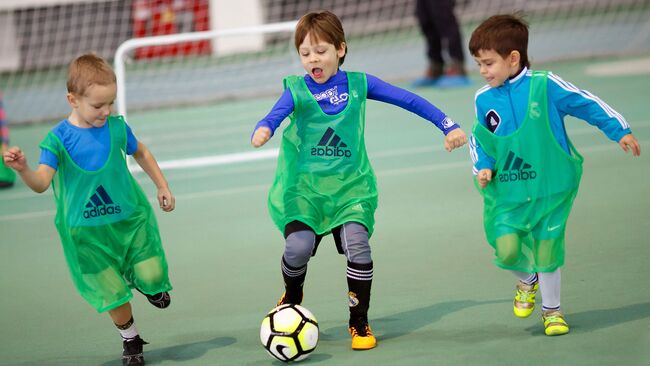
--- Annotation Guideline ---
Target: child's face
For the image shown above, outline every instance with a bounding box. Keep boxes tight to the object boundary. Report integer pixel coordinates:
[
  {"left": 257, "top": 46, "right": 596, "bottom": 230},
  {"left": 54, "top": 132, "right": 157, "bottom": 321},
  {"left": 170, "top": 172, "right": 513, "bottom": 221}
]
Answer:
[
  {"left": 298, "top": 32, "right": 346, "bottom": 84},
  {"left": 473, "top": 49, "right": 521, "bottom": 88},
  {"left": 68, "top": 83, "right": 116, "bottom": 128}
]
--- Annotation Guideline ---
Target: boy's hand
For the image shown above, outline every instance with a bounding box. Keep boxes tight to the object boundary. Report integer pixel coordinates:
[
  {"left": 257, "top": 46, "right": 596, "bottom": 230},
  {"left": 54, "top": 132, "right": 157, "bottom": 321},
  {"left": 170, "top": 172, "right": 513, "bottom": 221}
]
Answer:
[
  {"left": 618, "top": 134, "right": 641, "bottom": 156},
  {"left": 3, "top": 146, "right": 27, "bottom": 171},
  {"left": 477, "top": 168, "right": 492, "bottom": 188},
  {"left": 444, "top": 128, "right": 468, "bottom": 152},
  {"left": 252, "top": 127, "right": 272, "bottom": 148},
  {"left": 157, "top": 187, "right": 175, "bottom": 212}
]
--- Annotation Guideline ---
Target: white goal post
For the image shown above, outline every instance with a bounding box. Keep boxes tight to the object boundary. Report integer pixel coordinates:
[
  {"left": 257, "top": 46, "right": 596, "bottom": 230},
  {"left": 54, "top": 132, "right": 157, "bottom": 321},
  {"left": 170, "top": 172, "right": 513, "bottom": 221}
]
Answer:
[{"left": 114, "top": 20, "right": 298, "bottom": 121}]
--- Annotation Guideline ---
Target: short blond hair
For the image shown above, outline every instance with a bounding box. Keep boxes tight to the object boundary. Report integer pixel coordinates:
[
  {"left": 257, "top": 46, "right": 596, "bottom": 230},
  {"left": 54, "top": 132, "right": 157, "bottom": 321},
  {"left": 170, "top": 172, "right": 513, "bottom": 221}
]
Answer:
[{"left": 67, "top": 53, "right": 116, "bottom": 96}]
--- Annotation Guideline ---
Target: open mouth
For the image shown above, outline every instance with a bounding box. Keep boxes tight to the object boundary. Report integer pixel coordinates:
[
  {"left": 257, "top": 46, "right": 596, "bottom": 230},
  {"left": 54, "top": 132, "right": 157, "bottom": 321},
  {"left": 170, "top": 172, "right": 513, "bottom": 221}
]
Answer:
[{"left": 312, "top": 68, "right": 323, "bottom": 78}]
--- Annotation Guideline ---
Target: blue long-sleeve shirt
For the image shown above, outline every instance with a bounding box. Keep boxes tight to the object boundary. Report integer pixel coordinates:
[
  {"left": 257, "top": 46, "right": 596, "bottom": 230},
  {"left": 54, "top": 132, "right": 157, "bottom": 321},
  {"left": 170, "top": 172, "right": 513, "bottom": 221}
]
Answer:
[
  {"left": 469, "top": 67, "right": 631, "bottom": 174},
  {"left": 252, "top": 69, "right": 458, "bottom": 137}
]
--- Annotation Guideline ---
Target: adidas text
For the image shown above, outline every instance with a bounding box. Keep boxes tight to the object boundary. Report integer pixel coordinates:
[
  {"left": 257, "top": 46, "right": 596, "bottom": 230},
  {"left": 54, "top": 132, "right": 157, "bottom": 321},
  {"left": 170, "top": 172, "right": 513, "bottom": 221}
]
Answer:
[
  {"left": 311, "top": 146, "right": 351, "bottom": 157},
  {"left": 498, "top": 169, "right": 537, "bottom": 182},
  {"left": 83, "top": 204, "right": 122, "bottom": 219}
]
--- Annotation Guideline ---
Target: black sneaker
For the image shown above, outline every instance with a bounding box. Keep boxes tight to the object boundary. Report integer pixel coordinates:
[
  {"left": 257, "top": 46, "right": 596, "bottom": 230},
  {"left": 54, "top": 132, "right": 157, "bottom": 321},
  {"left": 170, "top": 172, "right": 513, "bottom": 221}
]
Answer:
[
  {"left": 136, "top": 288, "right": 171, "bottom": 309},
  {"left": 122, "top": 335, "right": 148, "bottom": 366}
]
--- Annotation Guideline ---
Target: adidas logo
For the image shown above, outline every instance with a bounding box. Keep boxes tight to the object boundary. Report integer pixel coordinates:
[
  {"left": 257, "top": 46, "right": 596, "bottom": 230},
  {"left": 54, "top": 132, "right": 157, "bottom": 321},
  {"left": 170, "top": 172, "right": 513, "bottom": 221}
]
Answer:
[
  {"left": 311, "top": 127, "right": 352, "bottom": 158},
  {"left": 498, "top": 151, "right": 537, "bottom": 182},
  {"left": 82, "top": 185, "right": 122, "bottom": 219}
]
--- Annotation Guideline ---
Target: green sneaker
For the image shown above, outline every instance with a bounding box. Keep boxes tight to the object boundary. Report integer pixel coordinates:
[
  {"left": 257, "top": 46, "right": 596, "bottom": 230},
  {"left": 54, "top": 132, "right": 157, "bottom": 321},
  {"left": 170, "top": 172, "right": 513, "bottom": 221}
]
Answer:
[
  {"left": 513, "top": 280, "right": 539, "bottom": 318},
  {"left": 542, "top": 310, "right": 570, "bottom": 336}
]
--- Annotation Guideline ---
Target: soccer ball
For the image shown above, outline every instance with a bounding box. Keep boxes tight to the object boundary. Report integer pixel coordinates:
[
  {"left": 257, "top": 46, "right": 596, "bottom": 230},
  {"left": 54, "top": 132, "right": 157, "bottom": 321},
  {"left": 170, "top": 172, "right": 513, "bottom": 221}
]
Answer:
[{"left": 260, "top": 304, "right": 319, "bottom": 362}]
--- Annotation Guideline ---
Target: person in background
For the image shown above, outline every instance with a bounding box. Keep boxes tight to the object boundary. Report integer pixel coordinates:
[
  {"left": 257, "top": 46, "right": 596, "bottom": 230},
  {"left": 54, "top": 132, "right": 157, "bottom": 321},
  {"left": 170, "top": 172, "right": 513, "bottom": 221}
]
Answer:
[{"left": 412, "top": 0, "right": 471, "bottom": 88}]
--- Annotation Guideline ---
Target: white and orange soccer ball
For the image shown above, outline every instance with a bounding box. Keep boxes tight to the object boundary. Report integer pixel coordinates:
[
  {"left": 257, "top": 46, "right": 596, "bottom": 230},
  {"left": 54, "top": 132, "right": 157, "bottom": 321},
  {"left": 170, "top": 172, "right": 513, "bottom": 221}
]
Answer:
[{"left": 260, "top": 304, "right": 319, "bottom": 362}]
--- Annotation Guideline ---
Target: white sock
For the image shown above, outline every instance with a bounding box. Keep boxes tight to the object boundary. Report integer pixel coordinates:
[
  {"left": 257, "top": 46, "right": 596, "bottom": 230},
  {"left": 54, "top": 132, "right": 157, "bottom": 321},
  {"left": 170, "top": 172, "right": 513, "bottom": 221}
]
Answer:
[
  {"left": 539, "top": 268, "right": 561, "bottom": 311},
  {"left": 116, "top": 317, "right": 139, "bottom": 340},
  {"left": 511, "top": 270, "right": 538, "bottom": 285}
]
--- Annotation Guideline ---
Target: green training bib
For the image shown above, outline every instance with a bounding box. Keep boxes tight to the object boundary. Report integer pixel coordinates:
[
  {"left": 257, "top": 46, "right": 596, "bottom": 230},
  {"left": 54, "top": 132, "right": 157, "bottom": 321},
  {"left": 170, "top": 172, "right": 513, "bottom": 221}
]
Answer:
[
  {"left": 472, "top": 71, "right": 584, "bottom": 272},
  {"left": 268, "top": 72, "right": 378, "bottom": 235},
  {"left": 40, "top": 116, "right": 171, "bottom": 312}
]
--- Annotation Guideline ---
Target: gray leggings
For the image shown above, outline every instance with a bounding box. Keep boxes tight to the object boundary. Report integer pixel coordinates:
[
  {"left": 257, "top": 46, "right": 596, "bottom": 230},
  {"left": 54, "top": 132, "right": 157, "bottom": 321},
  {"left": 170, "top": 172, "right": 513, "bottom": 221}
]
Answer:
[{"left": 283, "top": 222, "right": 372, "bottom": 267}]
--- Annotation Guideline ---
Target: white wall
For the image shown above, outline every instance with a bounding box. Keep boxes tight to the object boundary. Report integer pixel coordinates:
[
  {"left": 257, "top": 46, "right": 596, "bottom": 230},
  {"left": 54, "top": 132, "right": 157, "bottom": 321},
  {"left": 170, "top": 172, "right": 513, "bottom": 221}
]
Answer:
[
  {"left": 0, "top": 12, "right": 20, "bottom": 72},
  {"left": 209, "top": 0, "right": 265, "bottom": 56}
]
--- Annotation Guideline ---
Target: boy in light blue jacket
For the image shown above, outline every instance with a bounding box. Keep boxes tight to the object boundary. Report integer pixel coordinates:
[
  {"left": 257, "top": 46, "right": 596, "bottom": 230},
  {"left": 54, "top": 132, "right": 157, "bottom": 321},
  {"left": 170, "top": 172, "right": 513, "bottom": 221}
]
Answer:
[{"left": 468, "top": 14, "right": 640, "bottom": 336}]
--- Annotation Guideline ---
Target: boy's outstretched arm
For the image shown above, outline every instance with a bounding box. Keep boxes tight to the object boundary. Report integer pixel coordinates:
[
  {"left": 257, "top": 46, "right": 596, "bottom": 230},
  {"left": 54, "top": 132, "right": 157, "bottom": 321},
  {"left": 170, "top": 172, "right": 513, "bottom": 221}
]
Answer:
[
  {"left": 618, "top": 134, "right": 641, "bottom": 156},
  {"left": 365, "top": 74, "right": 467, "bottom": 151},
  {"left": 251, "top": 89, "right": 294, "bottom": 148},
  {"left": 132, "top": 142, "right": 175, "bottom": 212},
  {"left": 444, "top": 128, "right": 468, "bottom": 152},
  {"left": 3, "top": 146, "right": 55, "bottom": 193}
]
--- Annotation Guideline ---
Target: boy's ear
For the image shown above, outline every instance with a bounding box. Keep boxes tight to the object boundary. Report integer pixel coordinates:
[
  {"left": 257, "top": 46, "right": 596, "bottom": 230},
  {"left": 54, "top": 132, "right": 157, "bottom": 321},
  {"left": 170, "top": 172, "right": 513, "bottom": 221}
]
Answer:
[
  {"left": 509, "top": 50, "right": 521, "bottom": 68},
  {"left": 66, "top": 92, "right": 78, "bottom": 108},
  {"left": 337, "top": 42, "right": 346, "bottom": 58}
]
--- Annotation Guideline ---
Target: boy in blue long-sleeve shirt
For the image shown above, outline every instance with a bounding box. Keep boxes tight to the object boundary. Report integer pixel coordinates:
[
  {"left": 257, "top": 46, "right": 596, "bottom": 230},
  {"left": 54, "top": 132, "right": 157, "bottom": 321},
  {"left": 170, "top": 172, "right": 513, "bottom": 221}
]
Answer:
[
  {"left": 468, "top": 14, "right": 640, "bottom": 336},
  {"left": 251, "top": 10, "right": 467, "bottom": 351}
]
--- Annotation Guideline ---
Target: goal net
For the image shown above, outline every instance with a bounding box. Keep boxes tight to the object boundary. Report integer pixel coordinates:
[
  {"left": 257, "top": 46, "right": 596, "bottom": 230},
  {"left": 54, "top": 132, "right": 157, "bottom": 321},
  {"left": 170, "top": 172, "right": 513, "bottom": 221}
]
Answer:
[{"left": 1, "top": 0, "right": 648, "bottom": 124}]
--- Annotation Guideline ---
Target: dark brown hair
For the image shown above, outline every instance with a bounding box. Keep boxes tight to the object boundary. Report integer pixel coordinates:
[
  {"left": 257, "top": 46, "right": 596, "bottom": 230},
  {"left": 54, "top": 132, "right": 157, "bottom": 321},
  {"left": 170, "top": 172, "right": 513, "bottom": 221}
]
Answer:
[
  {"left": 67, "top": 53, "right": 116, "bottom": 96},
  {"left": 294, "top": 10, "right": 347, "bottom": 65},
  {"left": 469, "top": 14, "right": 530, "bottom": 68}
]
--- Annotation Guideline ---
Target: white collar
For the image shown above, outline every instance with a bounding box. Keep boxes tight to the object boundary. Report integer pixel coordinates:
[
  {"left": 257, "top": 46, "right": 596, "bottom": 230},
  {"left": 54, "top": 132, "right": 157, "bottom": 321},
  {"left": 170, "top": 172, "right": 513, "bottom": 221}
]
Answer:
[{"left": 509, "top": 67, "right": 528, "bottom": 83}]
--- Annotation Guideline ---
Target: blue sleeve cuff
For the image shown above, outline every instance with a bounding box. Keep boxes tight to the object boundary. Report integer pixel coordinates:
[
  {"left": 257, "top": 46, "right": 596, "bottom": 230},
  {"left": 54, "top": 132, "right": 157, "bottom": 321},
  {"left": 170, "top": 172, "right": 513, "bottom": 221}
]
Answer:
[
  {"left": 610, "top": 128, "right": 632, "bottom": 143},
  {"left": 443, "top": 124, "right": 460, "bottom": 136},
  {"left": 475, "top": 160, "right": 495, "bottom": 171},
  {"left": 251, "top": 120, "right": 275, "bottom": 141}
]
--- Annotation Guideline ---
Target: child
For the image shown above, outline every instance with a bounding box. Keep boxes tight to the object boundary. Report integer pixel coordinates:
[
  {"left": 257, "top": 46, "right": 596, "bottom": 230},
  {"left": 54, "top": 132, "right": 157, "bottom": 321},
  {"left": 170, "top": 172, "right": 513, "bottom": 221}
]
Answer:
[
  {"left": 0, "top": 90, "right": 16, "bottom": 188},
  {"left": 3, "top": 54, "right": 175, "bottom": 365},
  {"left": 251, "top": 10, "right": 467, "bottom": 350},
  {"left": 468, "top": 14, "right": 641, "bottom": 336}
]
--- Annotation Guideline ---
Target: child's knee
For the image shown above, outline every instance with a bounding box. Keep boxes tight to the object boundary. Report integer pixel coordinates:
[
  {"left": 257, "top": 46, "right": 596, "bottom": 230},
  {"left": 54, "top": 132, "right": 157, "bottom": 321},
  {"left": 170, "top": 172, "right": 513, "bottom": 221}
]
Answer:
[
  {"left": 496, "top": 250, "right": 520, "bottom": 266},
  {"left": 133, "top": 257, "right": 164, "bottom": 285},
  {"left": 495, "top": 234, "right": 521, "bottom": 266},
  {"left": 284, "top": 230, "right": 316, "bottom": 267}
]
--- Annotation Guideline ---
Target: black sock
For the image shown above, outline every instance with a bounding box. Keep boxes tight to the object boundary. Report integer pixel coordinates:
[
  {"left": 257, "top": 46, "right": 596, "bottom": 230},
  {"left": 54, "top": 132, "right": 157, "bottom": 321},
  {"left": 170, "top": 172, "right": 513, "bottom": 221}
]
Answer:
[
  {"left": 347, "top": 261, "right": 373, "bottom": 325},
  {"left": 281, "top": 256, "right": 306, "bottom": 304}
]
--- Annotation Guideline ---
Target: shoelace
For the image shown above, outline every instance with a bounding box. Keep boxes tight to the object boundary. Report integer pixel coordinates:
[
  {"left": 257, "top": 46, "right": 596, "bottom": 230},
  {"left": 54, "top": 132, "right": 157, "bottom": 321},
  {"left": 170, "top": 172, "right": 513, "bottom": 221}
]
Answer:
[
  {"left": 516, "top": 286, "right": 536, "bottom": 302},
  {"left": 544, "top": 314, "right": 566, "bottom": 324},
  {"left": 351, "top": 324, "right": 371, "bottom": 337},
  {"left": 516, "top": 290, "right": 530, "bottom": 302}
]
